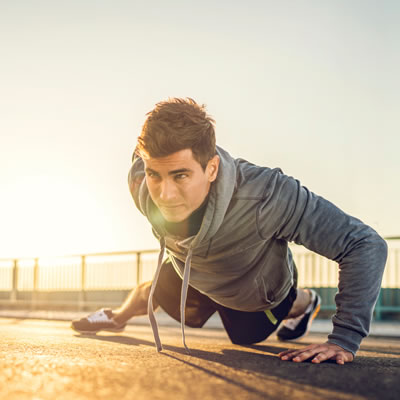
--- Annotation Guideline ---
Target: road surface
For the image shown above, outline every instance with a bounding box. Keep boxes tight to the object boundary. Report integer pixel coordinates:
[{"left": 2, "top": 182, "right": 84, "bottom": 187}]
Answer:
[{"left": 0, "top": 318, "right": 399, "bottom": 400}]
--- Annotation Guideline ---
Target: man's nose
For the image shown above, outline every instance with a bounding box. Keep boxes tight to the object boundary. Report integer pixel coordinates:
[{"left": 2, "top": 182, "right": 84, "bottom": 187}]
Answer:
[{"left": 159, "top": 180, "right": 177, "bottom": 201}]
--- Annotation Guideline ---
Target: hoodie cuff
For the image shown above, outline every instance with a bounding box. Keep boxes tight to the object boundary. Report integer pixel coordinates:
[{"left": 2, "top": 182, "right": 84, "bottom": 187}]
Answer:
[{"left": 327, "top": 325, "right": 364, "bottom": 356}]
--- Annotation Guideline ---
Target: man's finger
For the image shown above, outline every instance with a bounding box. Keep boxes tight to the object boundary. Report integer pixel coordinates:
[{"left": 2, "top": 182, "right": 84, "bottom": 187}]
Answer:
[
  {"left": 279, "top": 349, "right": 303, "bottom": 360},
  {"left": 292, "top": 348, "right": 322, "bottom": 362},
  {"left": 335, "top": 351, "right": 353, "bottom": 364},
  {"left": 311, "top": 349, "right": 336, "bottom": 363},
  {"left": 336, "top": 357, "right": 345, "bottom": 365},
  {"left": 279, "top": 348, "right": 310, "bottom": 360},
  {"left": 281, "top": 345, "right": 329, "bottom": 362},
  {"left": 279, "top": 344, "right": 320, "bottom": 357},
  {"left": 292, "top": 352, "right": 313, "bottom": 362}
]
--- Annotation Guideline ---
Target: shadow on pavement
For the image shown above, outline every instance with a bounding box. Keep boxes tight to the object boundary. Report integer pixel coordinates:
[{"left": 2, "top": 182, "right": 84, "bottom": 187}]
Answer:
[
  {"left": 73, "top": 333, "right": 155, "bottom": 347},
  {"left": 161, "top": 351, "right": 268, "bottom": 397},
  {"left": 75, "top": 333, "right": 400, "bottom": 400},
  {"left": 242, "top": 343, "right": 292, "bottom": 354}
]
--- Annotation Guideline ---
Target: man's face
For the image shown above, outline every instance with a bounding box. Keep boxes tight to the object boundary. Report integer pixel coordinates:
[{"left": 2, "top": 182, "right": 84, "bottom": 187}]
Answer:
[{"left": 144, "top": 149, "right": 220, "bottom": 222}]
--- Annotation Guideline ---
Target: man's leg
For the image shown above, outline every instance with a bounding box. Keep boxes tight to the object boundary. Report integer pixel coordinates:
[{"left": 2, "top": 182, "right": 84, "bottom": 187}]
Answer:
[
  {"left": 216, "top": 287, "right": 320, "bottom": 345},
  {"left": 112, "top": 281, "right": 158, "bottom": 325},
  {"left": 71, "top": 281, "right": 157, "bottom": 334},
  {"left": 216, "top": 287, "right": 298, "bottom": 345},
  {"left": 71, "top": 257, "right": 216, "bottom": 333},
  {"left": 114, "top": 257, "right": 216, "bottom": 328}
]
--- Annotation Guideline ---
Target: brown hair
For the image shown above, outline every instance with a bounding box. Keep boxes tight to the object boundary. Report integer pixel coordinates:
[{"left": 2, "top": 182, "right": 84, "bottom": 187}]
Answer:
[{"left": 136, "top": 98, "right": 216, "bottom": 170}]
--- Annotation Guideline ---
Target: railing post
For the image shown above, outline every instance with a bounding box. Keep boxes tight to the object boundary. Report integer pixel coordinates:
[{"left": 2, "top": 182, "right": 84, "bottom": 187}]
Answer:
[
  {"left": 10, "top": 259, "right": 18, "bottom": 303},
  {"left": 79, "top": 255, "right": 86, "bottom": 310},
  {"left": 136, "top": 252, "right": 141, "bottom": 285},
  {"left": 311, "top": 253, "right": 316, "bottom": 288},
  {"left": 396, "top": 249, "right": 400, "bottom": 289},
  {"left": 375, "top": 290, "right": 382, "bottom": 321},
  {"left": 32, "top": 257, "right": 39, "bottom": 310}
]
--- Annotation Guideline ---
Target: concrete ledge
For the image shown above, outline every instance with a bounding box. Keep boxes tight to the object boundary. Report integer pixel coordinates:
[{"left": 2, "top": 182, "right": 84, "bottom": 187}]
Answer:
[{"left": 0, "top": 309, "right": 399, "bottom": 338}]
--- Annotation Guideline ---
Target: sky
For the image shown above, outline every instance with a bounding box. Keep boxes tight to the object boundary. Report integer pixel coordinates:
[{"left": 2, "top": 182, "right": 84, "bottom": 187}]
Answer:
[{"left": 0, "top": 0, "right": 399, "bottom": 258}]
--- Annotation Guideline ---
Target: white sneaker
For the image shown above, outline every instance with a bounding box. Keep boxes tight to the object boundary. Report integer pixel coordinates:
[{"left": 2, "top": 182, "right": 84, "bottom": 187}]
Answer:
[{"left": 71, "top": 308, "right": 126, "bottom": 334}]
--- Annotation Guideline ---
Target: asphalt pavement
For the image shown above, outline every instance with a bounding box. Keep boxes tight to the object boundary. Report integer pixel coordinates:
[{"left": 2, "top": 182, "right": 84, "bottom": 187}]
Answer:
[{"left": 0, "top": 317, "right": 399, "bottom": 400}]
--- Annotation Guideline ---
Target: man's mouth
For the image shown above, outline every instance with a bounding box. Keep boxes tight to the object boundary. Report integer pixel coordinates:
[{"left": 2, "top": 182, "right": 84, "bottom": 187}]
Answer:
[{"left": 159, "top": 204, "right": 182, "bottom": 209}]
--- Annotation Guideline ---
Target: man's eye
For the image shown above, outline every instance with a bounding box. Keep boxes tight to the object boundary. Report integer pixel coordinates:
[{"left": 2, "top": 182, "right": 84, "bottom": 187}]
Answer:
[{"left": 175, "top": 174, "right": 187, "bottom": 180}]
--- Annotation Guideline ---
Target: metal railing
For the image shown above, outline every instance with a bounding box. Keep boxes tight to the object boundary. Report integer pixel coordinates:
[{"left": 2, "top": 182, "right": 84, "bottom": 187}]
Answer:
[
  {"left": 0, "top": 250, "right": 159, "bottom": 310},
  {"left": 0, "top": 239, "right": 399, "bottom": 318}
]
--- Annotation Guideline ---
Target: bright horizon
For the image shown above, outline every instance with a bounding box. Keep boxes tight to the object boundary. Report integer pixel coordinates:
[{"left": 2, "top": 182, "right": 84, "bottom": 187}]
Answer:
[{"left": 1, "top": 1, "right": 399, "bottom": 258}]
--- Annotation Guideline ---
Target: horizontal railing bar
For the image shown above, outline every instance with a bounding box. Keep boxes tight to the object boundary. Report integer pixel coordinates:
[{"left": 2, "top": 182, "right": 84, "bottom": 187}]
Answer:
[
  {"left": 0, "top": 299, "right": 123, "bottom": 307},
  {"left": 0, "top": 249, "right": 159, "bottom": 262},
  {"left": 1, "top": 236, "right": 398, "bottom": 262}
]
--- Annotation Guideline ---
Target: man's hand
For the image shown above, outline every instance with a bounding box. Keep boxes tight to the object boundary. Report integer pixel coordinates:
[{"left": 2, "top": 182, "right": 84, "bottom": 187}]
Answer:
[{"left": 278, "top": 342, "right": 354, "bottom": 365}]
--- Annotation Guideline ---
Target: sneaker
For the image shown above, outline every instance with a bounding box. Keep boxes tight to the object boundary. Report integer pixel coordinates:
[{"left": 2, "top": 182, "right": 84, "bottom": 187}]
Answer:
[
  {"left": 71, "top": 308, "right": 127, "bottom": 334},
  {"left": 276, "top": 289, "right": 321, "bottom": 341}
]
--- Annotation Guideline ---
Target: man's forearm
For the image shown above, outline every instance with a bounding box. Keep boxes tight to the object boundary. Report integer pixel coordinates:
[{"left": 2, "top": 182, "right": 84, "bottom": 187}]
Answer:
[{"left": 326, "top": 232, "right": 388, "bottom": 354}]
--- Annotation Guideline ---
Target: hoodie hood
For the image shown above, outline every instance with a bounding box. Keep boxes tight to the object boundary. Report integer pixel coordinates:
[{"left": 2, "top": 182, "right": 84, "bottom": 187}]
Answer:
[{"left": 139, "top": 146, "right": 237, "bottom": 246}]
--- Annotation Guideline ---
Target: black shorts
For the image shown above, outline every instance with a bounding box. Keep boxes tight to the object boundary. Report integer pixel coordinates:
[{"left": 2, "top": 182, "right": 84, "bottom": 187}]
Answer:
[{"left": 153, "top": 258, "right": 298, "bottom": 345}]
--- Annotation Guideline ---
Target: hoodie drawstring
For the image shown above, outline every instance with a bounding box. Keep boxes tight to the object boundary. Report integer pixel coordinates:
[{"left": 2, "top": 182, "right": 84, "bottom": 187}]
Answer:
[
  {"left": 148, "top": 239, "right": 194, "bottom": 355},
  {"left": 180, "top": 248, "right": 193, "bottom": 354},
  {"left": 147, "top": 237, "right": 166, "bottom": 352}
]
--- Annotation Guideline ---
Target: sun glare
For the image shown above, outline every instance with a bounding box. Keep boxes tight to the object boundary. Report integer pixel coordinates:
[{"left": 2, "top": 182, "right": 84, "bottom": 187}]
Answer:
[{"left": 1, "top": 175, "right": 100, "bottom": 258}]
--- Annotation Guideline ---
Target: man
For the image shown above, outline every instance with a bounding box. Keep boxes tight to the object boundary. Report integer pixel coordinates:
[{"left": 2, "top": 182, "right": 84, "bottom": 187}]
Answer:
[{"left": 72, "top": 98, "right": 387, "bottom": 365}]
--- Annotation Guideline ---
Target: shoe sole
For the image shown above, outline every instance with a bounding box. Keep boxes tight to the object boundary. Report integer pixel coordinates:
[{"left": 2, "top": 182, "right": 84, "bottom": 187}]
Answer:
[{"left": 71, "top": 326, "right": 126, "bottom": 335}]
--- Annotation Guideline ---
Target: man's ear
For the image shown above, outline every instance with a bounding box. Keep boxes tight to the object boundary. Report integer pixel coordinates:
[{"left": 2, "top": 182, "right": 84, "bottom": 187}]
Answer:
[{"left": 207, "top": 155, "right": 220, "bottom": 182}]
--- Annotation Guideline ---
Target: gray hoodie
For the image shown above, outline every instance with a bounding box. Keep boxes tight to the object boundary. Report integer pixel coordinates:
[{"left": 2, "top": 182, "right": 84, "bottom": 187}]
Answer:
[{"left": 128, "top": 146, "right": 388, "bottom": 355}]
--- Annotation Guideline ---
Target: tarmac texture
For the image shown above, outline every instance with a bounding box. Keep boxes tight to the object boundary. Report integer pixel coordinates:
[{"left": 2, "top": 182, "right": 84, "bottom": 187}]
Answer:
[{"left": 0, "top": 317, "right": 399, "bottom": 400}]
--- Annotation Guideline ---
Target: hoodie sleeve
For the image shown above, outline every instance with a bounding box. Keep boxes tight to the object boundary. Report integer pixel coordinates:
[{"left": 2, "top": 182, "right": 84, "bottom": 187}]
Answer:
[
  {"left": 127, "top": 151, "right": 146, "bottom": 215},
  {"left": 257, "top": 169, "right": 388, "bottom": 355}
]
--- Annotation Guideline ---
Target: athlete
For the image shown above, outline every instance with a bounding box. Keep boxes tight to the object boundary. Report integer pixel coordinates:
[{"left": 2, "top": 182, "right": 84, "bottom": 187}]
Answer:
[{"left": 72, "top": 98, "right": 387, "bottom": 365}]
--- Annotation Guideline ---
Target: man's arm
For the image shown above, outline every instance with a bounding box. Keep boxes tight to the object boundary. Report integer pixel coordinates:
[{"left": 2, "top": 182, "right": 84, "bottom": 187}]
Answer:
[{"left": 258, "top": 169, "right": 388, "bottom": 359}]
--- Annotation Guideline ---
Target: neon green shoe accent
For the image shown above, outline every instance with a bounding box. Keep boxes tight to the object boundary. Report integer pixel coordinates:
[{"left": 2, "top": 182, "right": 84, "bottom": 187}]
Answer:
[{"left": 265, "top": 309, "right": 278, "bottom": 325}]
